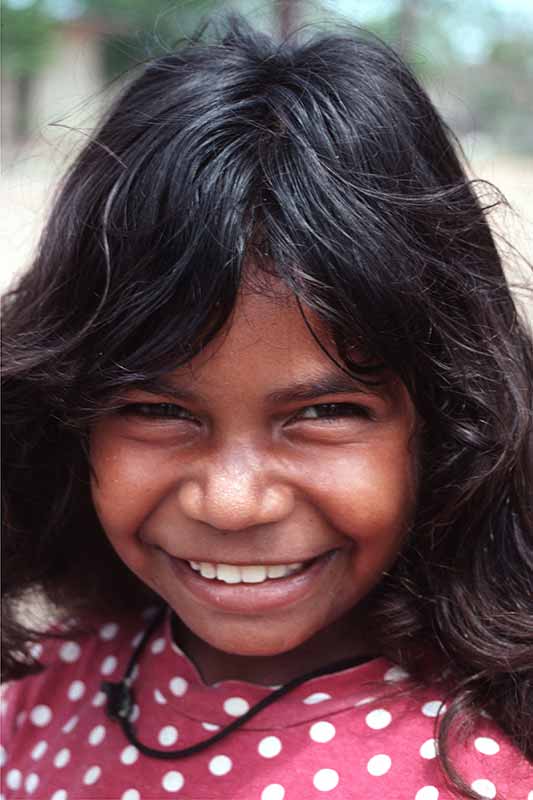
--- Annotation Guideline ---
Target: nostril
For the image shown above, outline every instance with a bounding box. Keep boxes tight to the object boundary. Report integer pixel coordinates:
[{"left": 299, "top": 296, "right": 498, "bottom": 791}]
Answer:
[{"left": 176, "top": 480, "right": 204, "bottom": 522}]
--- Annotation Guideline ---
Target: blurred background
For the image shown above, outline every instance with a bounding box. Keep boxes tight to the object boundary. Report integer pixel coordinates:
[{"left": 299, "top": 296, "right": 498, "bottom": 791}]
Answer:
[{"left": 2, "top": 0, "right": 532, "bottom": 318}]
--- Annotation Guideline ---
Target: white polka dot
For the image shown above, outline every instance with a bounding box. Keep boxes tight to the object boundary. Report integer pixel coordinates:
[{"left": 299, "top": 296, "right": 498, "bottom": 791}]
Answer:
[
  {"left": 67, "top": 680, "right": 85, "bottom": 701},
  {"left": 130, "top": 664, "right": 139, "bottom": 682},
  {"left": 313, "top": 768, "right": 339, "bottom": 792},
  {"left": 223, "top": 696, "right": 249, "bottom": 717},
  {"left": 528, "top": 792, "right": 533, "bottom": 800},
  {"left": 151, "top": 637, "right": 166, "bottom": 654},
  {"left": 420, "top": 738, "right": 438, "bottom": 759},
  {"left": 24, "top": 773, "right": 39, "bottom": 794},
  {"left": 60, "top": 642, "right": 81, "bottom": 662},
  {"left": 29, "top": 642, "right": 43, "bottom": 659},
  {"left": 100, "top": 655, "right": 118, "bottom": 675},
  {"left": 54, "top": 747, "right": 71, "bottom": 768},
  {"left": 367, "top": 753, "right": 392, "bottom": 776},
  {"left": 261, "top": 785, "right": 285, "bottom": 800},
  {"left": 209, "top": 754, "right": 232, "bottom": 776},
  {"left": 154, "top": 689, "right": 167, "bottom": 704},
  {"left": 6, "top": 769, "right": 22, "bottom": 790},
  {"left": 415, "top": 788, "right": 439, "bottom": 800},
  {"left": 162, "top": 770, "right": 184, "bottom": 792},
  {"left": 88, "top": 724, "right": 106, "bottom": 746},
  {"left": 258, "top": 736, "right": 282, "bottom": 758},
  {"left": 62, "top": 715, "right": 79, "bottom": 733},
  {"left": 131, "top": 632, "right": 143, "bottom": 648},
  {"left": 30, "top": 704, "right": 52, "bottom": 726},
  {"left": 474, "top": 737, "right": 500, "bottom": 756},
  {"left": 16, "top": 710, "right": 26, "bottom": 727},
  {"left": 471, "top": 779, "right": 496, "bottom": 799},
  {"left": 309, "top": 721, "right": 336, "bottom": 743},
  {"left": 120, "top": 745, "right": 139, "bottom": 765},
  {"left": 159, "top": 726, "right": 178, "bottom": 746},
  {"left": 122, "top": 791, "right": 140, "bottom": 800},
  {"left": 100, "top": 622, "right": 119, "bottom": 640},
  {"left": 202, "top": 721, "right": 220, "bottom": 731},
  {"left": 0, "top": 745, "right": 5, "bottom": 767},
  {"left": 421, "top": 700, "right": 445, "bottom": 717},
  {"left": 169, "top": 676, "right": 188, "bottom": 697},
  {"left": 51, "top": 791, "right": 68, "bottom": 800},
  {"left": 83, "top": 766, "right": 101, "bottom": 785},
  {"left": 365, "top": 708, "right": 392, "bottom": 730},
  {"left": 302, "top": 692, "right": 331, "bottom": 704},
  {"left": 354, "top": 695, "right": 376, "bottom": 707},
  {"left": 384, "top": 665, "right": 409, "bottom": 682},
  {"left": 130, "top": 703, "right": 140, "bottom": 722},
  {"left": 31, "top": 740, "right": 48, "bottom": 760},
  {"left": 92, "top": 691, "right": 106, "bottom": 707}
]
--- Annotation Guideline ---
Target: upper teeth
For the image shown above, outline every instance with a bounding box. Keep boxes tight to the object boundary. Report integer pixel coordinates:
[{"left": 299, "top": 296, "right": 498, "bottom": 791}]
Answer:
[{"left": 188, "top": 561, "right": 305, "bottom": 584}]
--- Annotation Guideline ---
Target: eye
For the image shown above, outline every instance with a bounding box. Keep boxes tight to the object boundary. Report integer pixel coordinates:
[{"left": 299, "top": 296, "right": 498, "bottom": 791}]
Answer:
[
  {"left": 119, "top": 403, "right": 197, "bottom": 421},
  {"left": 295, "top": 403, "right": 374, "bottom": 422}
]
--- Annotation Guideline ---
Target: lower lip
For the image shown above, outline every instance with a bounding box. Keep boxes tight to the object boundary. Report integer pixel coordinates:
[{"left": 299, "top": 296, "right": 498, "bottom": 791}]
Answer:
[{"left": 166, "top": 551, "right": 338, "bottom": 614}]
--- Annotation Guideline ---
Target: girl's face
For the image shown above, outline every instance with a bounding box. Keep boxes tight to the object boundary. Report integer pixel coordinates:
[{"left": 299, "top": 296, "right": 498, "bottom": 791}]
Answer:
[{"left": 90, "top": 280, "right": 418, "bottom": 663}]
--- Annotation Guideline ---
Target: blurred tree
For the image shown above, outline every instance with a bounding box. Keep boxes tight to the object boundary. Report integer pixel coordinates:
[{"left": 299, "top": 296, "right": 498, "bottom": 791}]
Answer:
[
  {"left": 331, "top": 0, "right": 533, "bottom": 152},
  {"left": 396, "top": 0, "right": 420, "bottom": 53},
  {"left": 2, "top": 0, "right": 220, "bottom": 139},
  {"left": 2, "top": 1, "right": 221, "bottom": 83},
  {"left": 89, "top": 0, "right": 220, "bottom": 78},
  {"left": 2, "top": 3, "right": 56, "bottom": 77},
  {"left": 279, "top": 0, "right": 301, "bottom": 36},
  {"left": 2, "top": 3, "right": 56, "bottom": 137}
]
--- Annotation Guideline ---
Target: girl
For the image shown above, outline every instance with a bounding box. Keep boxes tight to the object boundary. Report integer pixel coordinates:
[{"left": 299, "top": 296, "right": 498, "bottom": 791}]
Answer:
[{"left": 1, "top": 16, "right": 532, "bottom": 800}]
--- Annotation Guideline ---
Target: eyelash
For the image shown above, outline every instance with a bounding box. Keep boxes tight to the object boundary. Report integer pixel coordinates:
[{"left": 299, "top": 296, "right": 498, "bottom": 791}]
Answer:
[
  {"left": 296, "top": 403, "right": 373, "bottom": 421},
  {"left": 119, "top": 402, "right": 372, "bottom": 423},
  {"left": 119, "top": 403, "right": 195, "bottom": 420}
]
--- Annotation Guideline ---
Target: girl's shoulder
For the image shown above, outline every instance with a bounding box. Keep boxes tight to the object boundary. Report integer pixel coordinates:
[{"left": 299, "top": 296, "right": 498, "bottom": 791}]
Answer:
[
  {"left": 369, "top": 674, "right": 532, "bottom": 799},
  {"left": 0, "top": 607, "right": 155, "bottom": 742},
  {"left": 290, "top": 658, "right": 532, "bottom": 799}
]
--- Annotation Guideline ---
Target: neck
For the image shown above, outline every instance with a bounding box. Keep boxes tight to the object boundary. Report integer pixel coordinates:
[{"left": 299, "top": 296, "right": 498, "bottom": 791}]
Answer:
[{"left": 171, "top": 610, "right": 377, "bottom": 686}]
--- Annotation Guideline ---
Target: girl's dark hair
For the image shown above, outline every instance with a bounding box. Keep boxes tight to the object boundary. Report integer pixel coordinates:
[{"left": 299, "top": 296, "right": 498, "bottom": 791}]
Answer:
[{"left": 2, "top": 15, "right": 532, "bottom": 798}]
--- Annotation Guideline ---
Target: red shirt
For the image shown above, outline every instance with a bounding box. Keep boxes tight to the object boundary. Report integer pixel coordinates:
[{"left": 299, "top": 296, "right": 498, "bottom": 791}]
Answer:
[{"left": 1, "top": 606, "right": 531, "bottom": 799}]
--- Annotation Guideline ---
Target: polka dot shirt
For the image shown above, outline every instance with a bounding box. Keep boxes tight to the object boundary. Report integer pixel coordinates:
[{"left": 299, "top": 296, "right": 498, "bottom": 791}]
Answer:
[{"left": 1, "top": 608, "right": 531, "bottom": 799}]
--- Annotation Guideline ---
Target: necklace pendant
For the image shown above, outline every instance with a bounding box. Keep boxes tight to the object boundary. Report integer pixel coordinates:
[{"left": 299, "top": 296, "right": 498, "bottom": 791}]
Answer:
[{"left": 101, "top": 680, "right": 134, "bottom": 721}]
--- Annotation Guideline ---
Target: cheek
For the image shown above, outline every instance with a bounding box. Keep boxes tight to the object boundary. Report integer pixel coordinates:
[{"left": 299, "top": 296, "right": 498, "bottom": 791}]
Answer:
[
  {"left": 310, "top": 443, "right": 417, "bottom": 545},
  {"left": 89, "top": 425, "right": 167, "bottom": 541}
]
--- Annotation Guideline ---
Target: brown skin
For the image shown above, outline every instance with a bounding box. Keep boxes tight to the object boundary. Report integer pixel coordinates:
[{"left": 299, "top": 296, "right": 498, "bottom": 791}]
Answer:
[{"left": 90, "top": 282, "right": 418, "bottom": 685}]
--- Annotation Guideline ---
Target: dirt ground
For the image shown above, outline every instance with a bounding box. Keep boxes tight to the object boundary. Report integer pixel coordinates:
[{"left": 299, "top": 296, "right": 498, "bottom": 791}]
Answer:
[{"left": 1, "top": 145, "right": 532, "bottom": 324}]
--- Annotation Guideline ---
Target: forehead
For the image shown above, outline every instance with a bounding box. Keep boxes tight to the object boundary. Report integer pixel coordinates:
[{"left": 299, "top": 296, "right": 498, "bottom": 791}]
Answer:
[
  {"left": 180, "top": 283, "right": 339, "bottom": 388},
  {"left": 150, "top": 281, "right": 407, "bottom": 414}
]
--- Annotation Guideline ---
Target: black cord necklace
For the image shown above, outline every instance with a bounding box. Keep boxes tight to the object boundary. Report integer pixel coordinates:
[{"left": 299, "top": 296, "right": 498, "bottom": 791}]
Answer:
[{"left": 101, "top": 604, "right": 366, "bottom": 761}]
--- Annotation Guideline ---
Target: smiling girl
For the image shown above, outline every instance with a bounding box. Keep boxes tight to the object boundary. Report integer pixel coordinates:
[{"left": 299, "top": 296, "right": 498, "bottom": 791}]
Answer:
[{"left": 2, "top": 16, "right": 532, "bottom": 800}]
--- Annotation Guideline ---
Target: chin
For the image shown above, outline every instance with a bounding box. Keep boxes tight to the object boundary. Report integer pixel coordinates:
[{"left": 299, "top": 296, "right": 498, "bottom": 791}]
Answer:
[{"left": 199, "top": 624, "right": 310, "bottom": 658}]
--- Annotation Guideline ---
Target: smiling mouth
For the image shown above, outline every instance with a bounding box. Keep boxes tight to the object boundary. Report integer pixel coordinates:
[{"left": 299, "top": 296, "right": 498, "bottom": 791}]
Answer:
[
  {"left": 186, "top": 560, "right": 312, "bottom": 584},
  {"left": 167, "top": 550, "right": 338, "bottom": 613}
]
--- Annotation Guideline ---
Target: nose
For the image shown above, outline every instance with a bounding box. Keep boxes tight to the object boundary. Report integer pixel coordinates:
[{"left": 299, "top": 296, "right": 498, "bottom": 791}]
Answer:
[{"left": 176, "top": 453, "right": 295, "bottom": 532}]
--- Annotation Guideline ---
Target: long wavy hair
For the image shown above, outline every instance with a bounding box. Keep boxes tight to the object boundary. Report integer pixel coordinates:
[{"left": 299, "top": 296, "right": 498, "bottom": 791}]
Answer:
[{"left": 2, "top": 16, "right": 532, "bottom": 799}]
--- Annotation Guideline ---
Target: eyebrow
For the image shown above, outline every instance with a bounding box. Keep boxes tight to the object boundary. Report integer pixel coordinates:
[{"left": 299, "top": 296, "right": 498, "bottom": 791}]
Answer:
[
  {"left": 264, "top": 373, "right": 380, "bottom": 405},
  {"left": 138, "top": 371, "right": 381, "bottom": 406}
]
